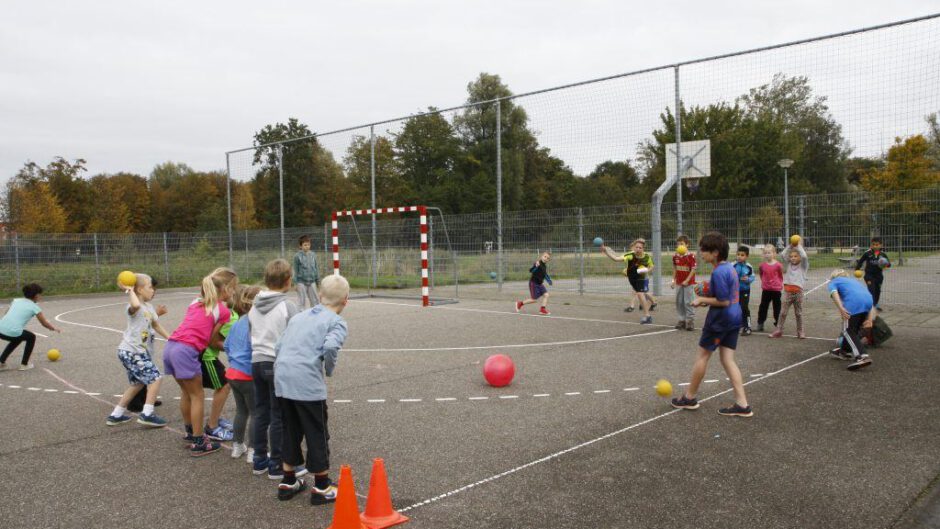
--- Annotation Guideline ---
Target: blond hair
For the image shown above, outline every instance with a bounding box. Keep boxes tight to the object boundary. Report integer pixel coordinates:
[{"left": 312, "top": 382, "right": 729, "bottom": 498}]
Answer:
[
  {"left": 632, "top": 238, "right": 646, "bottom": 249},
  {"left": 133, "top": 273, "right": 153, "bottom": 294},
  {"left": 232, "top": 284, "right": 262, "bottom": 316},
  {"left": 201, "top": 267, "right": 238, "bottom": 316},
  {"left": 320, "top": 274, "right": 350, "bottom": 308},
  {"left": 264, "top": 259, "right": 292, "bottom": 289},
  {"left": 830, "top": 269, "right": 849, "bottom": 280},
  {"left": 763, "top": 244, "right": 777, "bottom": 255}
]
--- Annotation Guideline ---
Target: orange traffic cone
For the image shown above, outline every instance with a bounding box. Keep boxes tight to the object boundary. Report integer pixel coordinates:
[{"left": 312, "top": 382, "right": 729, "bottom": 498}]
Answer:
[
  {"left": 327, "top": 465, "right": 366, "bottom": 529},
  {"left": 360, "top": 458, "right": 410, "bottom": 529}
]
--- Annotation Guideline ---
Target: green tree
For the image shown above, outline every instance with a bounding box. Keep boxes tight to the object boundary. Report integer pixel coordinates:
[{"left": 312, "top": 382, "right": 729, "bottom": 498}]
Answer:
[
  {"left": 344, "top": 134, "right": 409, "bottom": 207},
  {"left": 862, "top": 135, "right": 940, "bottom": 192},
  {"left": 149, "top": 162, "right": 193, "bottom": 232},
  {"left": 394, "top": 109, "right": 465, "bottom": 212},
  {"left": 3, "top": 180, "right": 69, "bottom": 233}
]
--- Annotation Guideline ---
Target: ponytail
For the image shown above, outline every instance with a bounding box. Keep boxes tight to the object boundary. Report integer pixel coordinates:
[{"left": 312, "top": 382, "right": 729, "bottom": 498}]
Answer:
[{"left": 200, "top": 267, "right": 238, "bottom": 316}]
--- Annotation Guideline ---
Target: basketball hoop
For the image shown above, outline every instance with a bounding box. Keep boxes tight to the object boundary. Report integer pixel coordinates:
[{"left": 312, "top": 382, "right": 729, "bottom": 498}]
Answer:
[{"left": 684, "top": 175, "right": 703, "bottom": 193}]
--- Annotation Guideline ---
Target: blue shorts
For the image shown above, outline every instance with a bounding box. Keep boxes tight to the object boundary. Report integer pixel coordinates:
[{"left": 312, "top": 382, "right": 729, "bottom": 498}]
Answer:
[
  {"left": 529, "top": 281, "right": 548, "bottom": 300},
  {"left": 630, "top": 278, "right": 649, "bottom": 293},
  {"left": 698, "top": 327, "right": 739, "bottom": 352},
  {"left": 117, "top": 349, "right": 162, "bottom": 385}
]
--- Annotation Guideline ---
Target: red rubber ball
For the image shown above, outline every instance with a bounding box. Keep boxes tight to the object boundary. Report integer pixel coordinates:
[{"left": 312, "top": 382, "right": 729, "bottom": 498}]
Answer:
[{"left": 483, "top": 354, "right": 515, "bottom": 387}]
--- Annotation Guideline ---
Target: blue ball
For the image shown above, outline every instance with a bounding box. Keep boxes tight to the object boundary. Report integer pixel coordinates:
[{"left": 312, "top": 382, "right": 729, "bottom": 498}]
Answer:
[
  {"left": 593, "top": 237, "right": 604, "bottom": 246},
  {"left": 489, "top": 271, "right": 497, "bottom": 280}
]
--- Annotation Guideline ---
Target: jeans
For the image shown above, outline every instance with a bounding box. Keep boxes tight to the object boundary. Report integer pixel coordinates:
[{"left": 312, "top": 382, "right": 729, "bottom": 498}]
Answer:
[
  {"left": 230, "top": 379, "right": 254, "bottom": 446},
  {"left": 251, "top": 361, "right": 281, "bottom": 465}
]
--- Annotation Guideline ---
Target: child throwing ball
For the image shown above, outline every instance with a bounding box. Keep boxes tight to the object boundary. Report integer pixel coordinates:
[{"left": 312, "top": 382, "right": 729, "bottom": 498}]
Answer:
[{"left": 515, "top": 251, "right": 552, "bottom": 316}]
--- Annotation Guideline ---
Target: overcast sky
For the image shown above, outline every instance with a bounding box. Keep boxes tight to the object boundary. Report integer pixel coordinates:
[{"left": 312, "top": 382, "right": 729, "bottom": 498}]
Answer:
[{"left": 1, "top": 0, "right": 937, "bottom": 184}]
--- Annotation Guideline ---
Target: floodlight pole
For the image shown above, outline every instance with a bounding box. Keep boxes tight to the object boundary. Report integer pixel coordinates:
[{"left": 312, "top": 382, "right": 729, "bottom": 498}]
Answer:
[
  {"left": 496, "top": 99, "right": 503, "bottom": 291},
  {"left": 674, "top": 66, "right": 683, "bottom": 236}
]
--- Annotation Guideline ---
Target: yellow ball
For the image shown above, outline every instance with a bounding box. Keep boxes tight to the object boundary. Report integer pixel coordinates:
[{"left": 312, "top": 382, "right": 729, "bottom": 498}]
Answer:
[
  {"left": 47, "top": 349, "right": 61, "bottom": 362},
  {"left": 118, "top": 271, "right": 137, "bottom": 288},
  {"left": 854, "top": 269, "right": 863, "bottom": 278},
  {"left": 676, "top": 244, "right": 688, "bottom": 255},
  {"left": 655, "top": 379, "right": 672, "bottom": 397},
  {"left": 790, "top": 234, "right": 801, "bottom": 245}
]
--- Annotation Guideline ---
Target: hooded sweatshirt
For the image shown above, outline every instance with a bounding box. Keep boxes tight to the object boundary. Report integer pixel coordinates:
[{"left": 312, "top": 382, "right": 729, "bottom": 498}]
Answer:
[{"left": 249, "top": 290, "right": 299, "bottom": 363}]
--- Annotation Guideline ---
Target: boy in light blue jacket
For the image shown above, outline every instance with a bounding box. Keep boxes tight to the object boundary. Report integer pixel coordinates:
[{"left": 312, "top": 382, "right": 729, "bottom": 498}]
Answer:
[{"left": 273, "top": 274, "right": 350, "bottom": 505}]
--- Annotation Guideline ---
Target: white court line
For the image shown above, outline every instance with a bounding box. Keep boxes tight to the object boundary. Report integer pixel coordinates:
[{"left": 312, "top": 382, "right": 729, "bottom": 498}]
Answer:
[
  {"left": 468, "top": 396, "right": 488, "bottom": 401},
  {"left": 435, "top": 397, "right": 457, "bottom": 402},
  {"left": 333, "top": 399, "right": 352, "bottom": 403},
  {"left": 499, "top": 395, "right": 519, "bottom": 399},
  {"left": 533, "top": 394, "right": 550, "bottom": 397},
  {"left": 53, "top": 293, "right": 194, "bottom": 339},
  {"left": 367, "top": 399, "right": 386, "bottom": 403},
  {"left": 356, "top": 299, "right": 675, "bottom": 328},
  {"left": 804, "top": 279, "right": 831, "bottom": 296},
  {"left": 564, "top": 392, "right": 581, "bottom": 396},
  {"left": 593, "top": 390, "right": 611, "bottom": 394},
  {"left": 8, "top": 385, "right": 21, "bottom": 389},
  {"left": 624, "top": 387, "right": 639, "bottom": 391},
  {"left": 399, "top": 398, "right": 422, "bottom": 403},
  {"left": 398, "top": 350, "right": 829, "bottom": 513},
  {"left": 344, "top": 328, "right": 676, "bottom": 352},
  {"left": 704, "top": 379, "right": 719, "bottom": 383}
]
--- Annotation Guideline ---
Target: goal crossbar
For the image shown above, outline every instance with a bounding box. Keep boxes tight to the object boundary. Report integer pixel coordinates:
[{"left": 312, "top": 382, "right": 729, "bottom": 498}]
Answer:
[{"left": 331, "top": 206, "right": 431, "bottom": 306}]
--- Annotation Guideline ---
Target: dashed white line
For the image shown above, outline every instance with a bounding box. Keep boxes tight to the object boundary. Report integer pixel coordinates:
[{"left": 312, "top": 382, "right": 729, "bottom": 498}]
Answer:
[
  {"left": 704, "top": 379, "right": 719, "bottom": 383},
  {"left": 533, "top": 393, "right": 550, "bottom": 397},
  {"left": 624, "top": 387, "right": 639, "bottom": 391},
  {"left": 44, "top": 388, "right": 57, "bottom": 392},
  {"left": 367, "top": 399, "right": 386, "bottom": 403},
  {"left": 468, "top": 396, "right": 488, "bottom": 401},
  {"left": 399, "top": 398, "right": 422, "bottom": 403},
  {"left": 64, "top": 390, "right": 79, "bottom": 394},
  {"left": 499, "top": 395, "right": 519, "bottom": 399},
  {"left": 750, "top": 373, "right": 764, "bottom": 377},
  {"left": 27, "top": 387, "right": 41, "bottom": 391},
  {"left": 678, "top": 382, "right": 690, "bottom": 387},
  {"left": 565, "top": 392, "right": 581, "bottom": 396},
  {"left": 333, "top": 399, "right": 352, "bottom": 403},
  {"left": 86, "top": 392, "right": 101, "bottom": 396},
  {"left": 435, "top": 397, "right": 457, "bottom": 402},
  {"left": 593, "top": 389, "right": 611, "bottom": 394}
]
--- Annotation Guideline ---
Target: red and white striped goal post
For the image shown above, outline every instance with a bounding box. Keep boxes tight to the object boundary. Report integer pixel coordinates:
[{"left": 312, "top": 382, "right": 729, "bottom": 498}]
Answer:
[{"left": 331, "top": 206, "right": 430, "bottom": 306}]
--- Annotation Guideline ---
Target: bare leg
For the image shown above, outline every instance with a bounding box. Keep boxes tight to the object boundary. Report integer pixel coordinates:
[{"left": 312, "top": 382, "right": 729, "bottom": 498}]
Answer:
[
  {"left": 174, "top": 377, "right": 191, "bottom": 427},
  {"left": 540, "top": 292, "right": 550, "bottom": 308},
  {"left": 207, "top": 384, "right": 231, "bottom": 429},
  {"left": 684, "top": 347, "right": 712, "bottom": 398},
  {"left": 640, "top": 291, "right": 651, "bottom": 317},
  {"left": 144, "top": 377, "right": 162, "bottom": 406},
  {"left": 179, "top": 377, "right": 205, "bottom": 436},
  {"left": 719, "top": 347, "right": 748, "bottom": 407}
]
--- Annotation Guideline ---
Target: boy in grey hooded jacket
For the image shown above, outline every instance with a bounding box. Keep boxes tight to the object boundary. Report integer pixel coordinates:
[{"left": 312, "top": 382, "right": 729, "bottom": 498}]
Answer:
[{"left": 249, "top": 259, "right": 301, "bottom": 479}]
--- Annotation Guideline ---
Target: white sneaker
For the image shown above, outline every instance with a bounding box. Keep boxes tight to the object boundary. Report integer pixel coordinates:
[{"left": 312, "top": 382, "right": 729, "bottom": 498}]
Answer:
[
  {"left": 245, "top": 448, "right": 254, "bottom": 463},
  {"left": 231, "top": 442, "right": 247, "bottom": 459},
  {"left": 17, "top": 363, "right": 34, "bottom": 371}
]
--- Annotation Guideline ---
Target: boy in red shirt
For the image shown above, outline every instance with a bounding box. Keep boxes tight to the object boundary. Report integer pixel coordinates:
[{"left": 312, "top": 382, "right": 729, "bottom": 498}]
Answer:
[{"left": 671, "top": 235, "right": 697, "bottom": 331}]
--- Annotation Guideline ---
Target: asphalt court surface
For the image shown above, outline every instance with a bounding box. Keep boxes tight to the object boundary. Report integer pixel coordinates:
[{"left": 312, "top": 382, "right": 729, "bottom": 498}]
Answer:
[{"left": 1, "top": 289, "right": 938, "bottom": 529}]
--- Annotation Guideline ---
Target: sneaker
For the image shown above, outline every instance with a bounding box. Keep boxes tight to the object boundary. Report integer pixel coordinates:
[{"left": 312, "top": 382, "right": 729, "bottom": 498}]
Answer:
[
  {"left": 797, "top": 332, "right": 806, "bottom": 339},
  {"left": 278, "top": 478, "right": 307, "bottom": 501},
  {"left": 245, "top": 448, "right": 255, "bottom": 464},
  {"left": 847, "top": 355, "right": 872, "bottom": 371},
  {"left": 640, "top": 316, "right": 653, "bottom": 325},
  {"left": 190, "top": 438, "right": 221, "bottom": 457},
  {"left": 539, "top": 307, "right": 550, "bottom": 315},
  {"left": 17, "top": 363, "right": 34, "bottom": 371},
  {"left": 106, "top": 414, "right": 133, "bottom": 426},
  {"left": 515, "top": 301, "right": 523, "bottom": 313},
  {"left": 718, "top": 403, "right": 754, "bottom": 417},
  {"left": 769, "top": 330, "right": 783, "bottom": 338},
  {"left": 253, "top": 457, "right": 271, "bottom": 475},
  {"left": 671, "top": 395, "right": 700, "bottom": 410},
  {"left": 205, "top": 424, "right": 234, "bottom": 442},
  {"left": 268, "top": 462, "right": 284, "bottom": 481},
  {"left": 755, "top": 323, "right": 765, "bottom": 333},
  {"left": 294, "top": 465, "right": 309, "bottom": 478},
  {"left": 310, "top": 480, "right": 338, "bottom": 505},
  {"left": 685, "top": 321, "right": 694, "bottom": 331},
  {"left": 741, "top": 327, "right": 752, "bottom": 336},
  {"left": 137, "top": 413, "right": 168, "bottom": 427},
  {"left": 829, "top": 348, "right": 852, "bottom": 360},
  {"left": 182, "top": 425, "right": 195, "bottom": 443},
  {"left": 231, "top": 442, "right": 248, "bottom": 459},
  {"left": 650, "top": 303, "right": 657, "bottom": 311},
  {"left": 218, "top": 417, "right": 234, "bottom": 430},
  {"left": 625, "top": 306, "right": 635, "bottom": 313},
  {"left": 675, "top": 321, "right": 685, "bottom": 330}
]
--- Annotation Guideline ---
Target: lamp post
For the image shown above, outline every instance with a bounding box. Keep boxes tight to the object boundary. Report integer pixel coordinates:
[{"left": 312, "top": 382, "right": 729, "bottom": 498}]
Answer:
[{"left": 778, "top": 159, "right": 794, "bottom": 239}]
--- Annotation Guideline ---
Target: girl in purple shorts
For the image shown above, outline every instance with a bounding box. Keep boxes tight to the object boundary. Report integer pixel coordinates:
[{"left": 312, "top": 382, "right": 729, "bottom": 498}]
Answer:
[{"left": 164, "top": 267, "right": 238, "bottom": 456}]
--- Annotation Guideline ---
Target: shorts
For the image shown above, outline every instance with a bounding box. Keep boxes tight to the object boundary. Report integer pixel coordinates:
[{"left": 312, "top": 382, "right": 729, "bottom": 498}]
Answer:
[
  {"left": 201, "top": 358, "right": 229, "bottom": 390},
  {"left": 630, "top": 278, "right": 649, "bottom": 293},
  {"left": 529, "top": 280, "right": 547, "bottom": 300},
  {"left": 699, "top": 327, "right": 740, "bottom": 352},
  {"left": 117, "top": 349, "right": 161, "bottom": 386},
  {"left": 162, "top": 340, "right": 202, "bottom": 380}
]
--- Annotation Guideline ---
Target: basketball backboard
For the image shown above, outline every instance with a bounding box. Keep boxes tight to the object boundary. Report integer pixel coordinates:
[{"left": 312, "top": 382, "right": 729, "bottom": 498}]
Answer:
[{"left": 665, "top": 140, "right": 711, "bottom": 190}]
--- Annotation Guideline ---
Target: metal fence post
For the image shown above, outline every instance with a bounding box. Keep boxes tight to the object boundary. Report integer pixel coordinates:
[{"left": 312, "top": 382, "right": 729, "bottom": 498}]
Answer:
[
  {"left": 578, "top": 208, "right": 585, "bottom": 295},
  {"left": 429, "top": 215, "right": 435, "bottom": 290},
  {"left": 93, "top": 233, "right": 100, "bottom": 289},
  {"left": 496, "top": 99, "right": 503, "bottom": 291},
  {"left": 277, "top": 145, "right": 285, "bottom": 258},
  {"left": 162, "top": 232, "right": 170, "bottom": 285},
  {"left": 244, "top": 229, "right": 249, "bottom": 271},
  {"left": 226, "top": 152, "right": 233, "bottom": 267},
  {"left": 370, "top": 125, "right": 377, "bottom": 291},
  {"left": 14, "top": 232, "right": 21, "bottom": 292},
  {"left": 675, "top": 65, "right": 683, "bottom": 236},
  {"left": 799, "top": 195, "right": 805, "bottom": 240}
]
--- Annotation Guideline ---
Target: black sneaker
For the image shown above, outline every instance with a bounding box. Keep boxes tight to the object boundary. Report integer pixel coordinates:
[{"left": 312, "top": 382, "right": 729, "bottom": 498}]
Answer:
[
  {"left": 847, "top": 355, "right": 872, "bottom": 371},
  {"left": 675, "top": 321, "right": 685, "bottom": 330},
  {"left": 278, "top": 478, "right": 307, "bottom": 501},
  {"left": 650, "top": 303, "right": 657, "bottom": 311},
  {"left": 190, "top": 438, "right": 221, "bottom": 457},
  {"left": 685, "top": 321, "right": 694, "bottom": 331},
  {"left": 829, "top": 348, "right": 852, "bottom": 360},
  {"left": 718, "top": 403, "right": 754, "bottom": 417},
  {"left": 671, "top": 395, "right": 700, "bottom": 410},
  {"left": 755, "top": 323, "right": 765, "bottom": 333}
]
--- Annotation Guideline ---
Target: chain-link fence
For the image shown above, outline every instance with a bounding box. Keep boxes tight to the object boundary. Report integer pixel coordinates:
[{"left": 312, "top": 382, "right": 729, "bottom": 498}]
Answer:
[{"left": 3, "top": 188, "right": 938, "bottom": 307}]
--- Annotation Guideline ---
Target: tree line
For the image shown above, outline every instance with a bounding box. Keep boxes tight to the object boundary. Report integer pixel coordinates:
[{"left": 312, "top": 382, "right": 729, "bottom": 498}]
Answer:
[{"left": 4, "top": 73, "right": 939, "bottom": 234}]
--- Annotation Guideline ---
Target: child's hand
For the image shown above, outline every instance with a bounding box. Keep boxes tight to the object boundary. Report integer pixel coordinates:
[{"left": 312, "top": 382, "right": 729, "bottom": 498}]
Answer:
[
  {"left": 156, "top": 305, "right": 168, "bottom": 316},
  {"left": 669, "top": 280, "right": 675, "bottom": 289},
  {"left": 691, "top": 297, "right": 705, "bottom": 307},
  {"left": 546, "top": 278, "right": 553, "bottom": 286}
]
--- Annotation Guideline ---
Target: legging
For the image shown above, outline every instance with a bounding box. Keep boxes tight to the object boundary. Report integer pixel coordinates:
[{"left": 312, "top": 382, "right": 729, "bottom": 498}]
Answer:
[
  {"left": 757, "top": 290, "right": 782, "bottom": 327},
  {"left": 777, "top": 289, "right": 804, "bottom": 334},
  {"left": 229, "top": 379, "right": 254, "bottom": 446},
  {"left": 0, "top": 330, "right": 36, "bottom": 365}
]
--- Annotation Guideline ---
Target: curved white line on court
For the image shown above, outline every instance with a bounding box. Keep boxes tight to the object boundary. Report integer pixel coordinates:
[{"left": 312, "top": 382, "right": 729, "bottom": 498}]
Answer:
[
  {"left": 53, "top": 293, "right": 194, "bottom": 339},
  {"left": 344, "top": 328, "right": 677, "bottom": 352}
]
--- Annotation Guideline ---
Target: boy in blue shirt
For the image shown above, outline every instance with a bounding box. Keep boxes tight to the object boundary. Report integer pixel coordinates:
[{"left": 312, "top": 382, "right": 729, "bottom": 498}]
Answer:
[
  {"left": 827, "top": 270, "right": 875, "bottom": 370},
  {"left": 0, "top": 283, "right": 61, "bottom": 371},
  {"left": 672, "top": 232, "right": 752, "bottom": 417},
  {"left": 273, "top": 274, "right": 350, "bottom": 505},
  {"left": 733, "top": 245, "right": 755, "bottom": 336}
]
